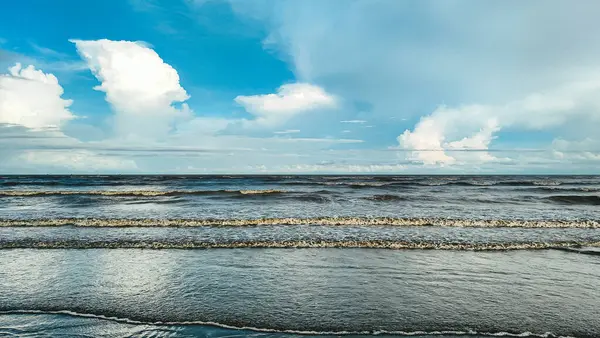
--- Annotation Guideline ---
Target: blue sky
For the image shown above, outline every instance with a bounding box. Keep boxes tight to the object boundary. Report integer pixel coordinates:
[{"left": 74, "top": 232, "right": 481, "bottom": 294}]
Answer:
[{"left": 1, "top": 0, "right": 600, "bottom": 173}]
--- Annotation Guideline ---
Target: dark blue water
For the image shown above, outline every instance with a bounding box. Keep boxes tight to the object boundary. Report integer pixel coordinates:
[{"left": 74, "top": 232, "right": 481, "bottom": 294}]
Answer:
[{"left": 1, "top": 176, "right": 600, "bottom": 337}]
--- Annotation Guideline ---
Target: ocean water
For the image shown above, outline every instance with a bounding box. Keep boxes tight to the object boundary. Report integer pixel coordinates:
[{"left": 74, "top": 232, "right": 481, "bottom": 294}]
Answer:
[{"left": 1, "top": 175, "right": 600, "bottom": 337}]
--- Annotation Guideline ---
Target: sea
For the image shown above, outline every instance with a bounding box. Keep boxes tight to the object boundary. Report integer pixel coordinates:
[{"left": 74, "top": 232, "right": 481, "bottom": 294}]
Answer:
[{"left": 0, "top": 175, "right": 599, "bottom": 338}]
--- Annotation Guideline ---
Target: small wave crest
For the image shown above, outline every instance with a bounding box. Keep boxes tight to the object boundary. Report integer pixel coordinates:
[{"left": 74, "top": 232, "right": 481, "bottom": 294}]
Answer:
[
  {"left": 0, "top": 189, "right": 286, "bottom": 197},
  {"left": 1, "top": 239, "right": 598, "bottom": 250},
  {"left": 1, "top": 217, "right": 598, "bottom": 228},
  {"left": 0, "top": 310, "right": 573, "bottom": 337},
  {"left": 238, "top": 189, "right": 284, "bottom": 195}
]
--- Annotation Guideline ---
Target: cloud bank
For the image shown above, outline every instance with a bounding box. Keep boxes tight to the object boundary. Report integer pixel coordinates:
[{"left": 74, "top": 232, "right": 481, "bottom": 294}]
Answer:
[
  {"left": 399, "top": 76, "right": 600, "bottom": 164},
  {"left": 226, "top": 0, "right": 600, "bottom": 169}
]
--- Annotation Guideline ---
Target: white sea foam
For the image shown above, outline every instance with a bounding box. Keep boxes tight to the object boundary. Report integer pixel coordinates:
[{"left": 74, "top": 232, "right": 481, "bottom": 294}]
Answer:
[
  {"left": 1, "top": 217, "right": 599, "bottom": 228},
  {"left": 0, "top": 310, "right": 575, "bottom": 337},
  {"left": 2, "top": 240, "right": 599, "bottom": 251}
]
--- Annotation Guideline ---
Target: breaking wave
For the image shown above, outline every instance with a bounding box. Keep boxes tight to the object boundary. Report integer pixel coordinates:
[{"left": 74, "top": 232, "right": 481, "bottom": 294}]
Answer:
[
  {"left": 0, "top": 189, "right": 287, "bottom": 197},
  {"left": 1, "top": 217, "right": 599, "bottom": 228},
  {"left": 1, "top": 239, "right": 600, "bottom": 251},
  {"left": 0, "top": 310, "right": 574, "bottom": 338}
]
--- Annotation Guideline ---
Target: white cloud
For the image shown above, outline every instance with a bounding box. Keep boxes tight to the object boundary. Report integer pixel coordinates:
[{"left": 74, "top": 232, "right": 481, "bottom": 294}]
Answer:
[
  {"left": 72, "top": 39, "right": 191, "bottom": 138},
  {"left": 274, "top": 129, "right": 300, "bottom": 134},
  {"left": 235, "top": 82, "right": 337, "bottom": 126},
  {"left": 340, "top": 120, "right": 366, "bottom": 123},
  {"left": 0, "top": 63, "right": 74, "bottom": 129},
  {"left": 446, "top": 119, "right": 499, "bottom": 151},
  {"left": 398, "top": 115, "right": 455, "bottom": 165},
  {"left": 399, "top": 76, "right": 600, "bottom": 165},
  {"left": 0, "top": 58, "right": 143, "bottom": 173},
  {"left": 552, "top": 138, "right": 600, "bottom": 162}
]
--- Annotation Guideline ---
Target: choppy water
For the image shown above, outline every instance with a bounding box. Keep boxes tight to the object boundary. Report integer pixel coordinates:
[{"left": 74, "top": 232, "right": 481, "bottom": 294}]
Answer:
[
  {"left": 1, "top": 175, "right": 600, "bottom": 337},
  {"left": 1, "top": 175, "right": 599, "bottom": 220}
]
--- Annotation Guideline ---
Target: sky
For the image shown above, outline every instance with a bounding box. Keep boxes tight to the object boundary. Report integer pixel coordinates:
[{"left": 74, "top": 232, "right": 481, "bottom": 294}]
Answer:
[{"left": 1, "top": 0, "right": 600, "bottom": 174}]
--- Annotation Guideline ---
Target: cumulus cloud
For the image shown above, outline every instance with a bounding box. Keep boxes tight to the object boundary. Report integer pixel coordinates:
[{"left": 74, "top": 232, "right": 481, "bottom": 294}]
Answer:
[
  {"left": 0, "top": 63, "right": 74, "bottom": 129},
  {"left": 235, "top": 83, "right": 337, "bottom": 126},
  {"left": 0, "top": 58, "right": 142, "bottom": 173},
  {"left": 72, "top": 39, "right": 191, "bottom": 138},
  {"left": 398, "top": 114, "right": 458, "bottom": 165},
  {"left": 399, "top": 76, "right": 600, "bottom": 164},
  {"left": 398, "top": 106, "right": 500, "bottom": 165}
]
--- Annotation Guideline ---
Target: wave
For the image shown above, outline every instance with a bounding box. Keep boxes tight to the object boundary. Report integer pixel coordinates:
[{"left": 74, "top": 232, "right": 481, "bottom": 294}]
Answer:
[
  {"left": 0, "top": 310, "right": 574, "bottom": 338},
  {"left": 525, "top": 187, "right": 600, "bottom": 193},
  {"left": 281, "top": 181, "right": 397, "bottom": 188},
  {"left": 2, "top": 239, "right": 599, "bottom": 250},
  {"left": 291, "top": 194, "right": 333, "bottom": 203},
  {"left": 0, "top": 189, "right": 287, "bottom": 197},
  {"left": 8, "top": 190, "right": 600, "bottom": 206},
  {"left": 280, "top": 180, "right": 592, "bottom": 188},
  {"left": 545, "top": 195, "right": 600, "bottom": 205},
  {"left": 363, "top": 194, "right": 407, "bottom": 201},
  {"left": 238, "top": 189, "right": 285, "bottom": 195},
  {"left": 3, "top": 177, "right": 599, "bottom": 193},
  {"left": 2, "top": 217, "right": 599, "bottom": 228},
  {"left": 0, "top": 177, "right": 170, "bottom": 187},
  {"left": 419, "top": 180, "right": 566, "bottom": 187},
  {"left": 0, "top": 189, "right": 339, "bottom": 204},
  {"left": 3, "top": 190, "right": 599, "bottom": 206}
]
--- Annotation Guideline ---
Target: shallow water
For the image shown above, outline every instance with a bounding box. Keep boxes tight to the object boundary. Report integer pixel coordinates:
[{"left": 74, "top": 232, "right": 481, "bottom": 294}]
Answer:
[{"left": 1, "top": 249, "right": 599, "bottom": 337}]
